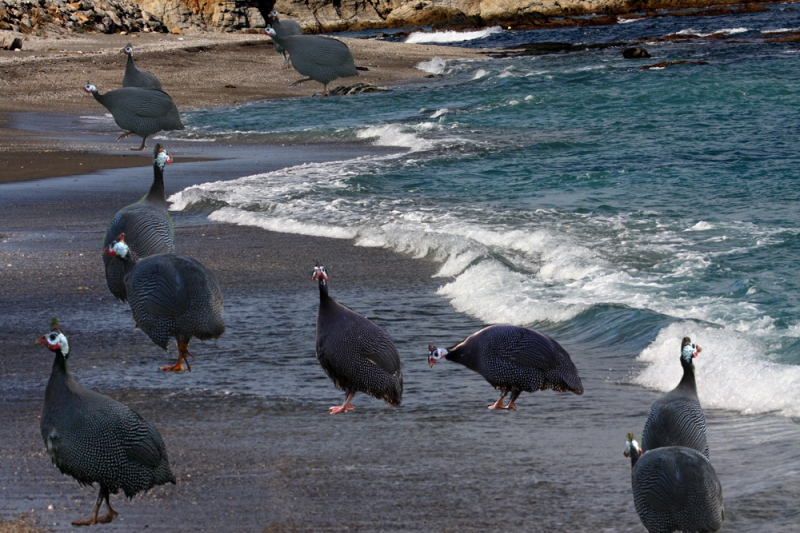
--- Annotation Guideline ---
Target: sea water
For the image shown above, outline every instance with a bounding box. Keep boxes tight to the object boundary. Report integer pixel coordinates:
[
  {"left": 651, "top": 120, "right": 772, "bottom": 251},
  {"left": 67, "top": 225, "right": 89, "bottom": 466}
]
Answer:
[
  {"left": 72, "top": 5, "right": 800, "bottom": 531},
  {"left": 172, "top": 5, "right": 800, "bottom": 417}
]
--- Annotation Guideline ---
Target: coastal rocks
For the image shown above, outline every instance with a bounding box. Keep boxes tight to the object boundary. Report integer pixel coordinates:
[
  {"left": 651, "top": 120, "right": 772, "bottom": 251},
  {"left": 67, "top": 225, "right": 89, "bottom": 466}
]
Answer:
[
  {"left": 328, "top": 83, "right": 390, "bottom": 95},
  {"left": 135, "top": 0, "right": 266, "bottom": 32},
  {"left": 622, "top": 47, "right": 651, "bottom": 58},
  {"left": 0, "top": 0, "right": 168, "bottom": 34},
  {"left": 0, "top": 29, "right": 23, "bottom": 48}
]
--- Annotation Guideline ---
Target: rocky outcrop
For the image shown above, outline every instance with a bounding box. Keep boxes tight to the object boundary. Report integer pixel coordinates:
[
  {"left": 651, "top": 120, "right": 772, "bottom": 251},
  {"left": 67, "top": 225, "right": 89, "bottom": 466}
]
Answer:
[
  {"left": 0, "top": 0, "right": 167, "bottom": 34},
  {"left": 0, "top": 0, "right": 774, "bottom": 34},
  {"left": 135, "top": 0, "right": 265, "bottom": 32}
]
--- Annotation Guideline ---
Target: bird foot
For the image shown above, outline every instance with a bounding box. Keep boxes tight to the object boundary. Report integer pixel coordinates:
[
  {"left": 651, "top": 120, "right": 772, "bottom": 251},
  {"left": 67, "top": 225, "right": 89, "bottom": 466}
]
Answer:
[
  {"left": 329, "top": 404, "right": 354, "bottom": 415},
  {"left": 130, "top": 145, "right": 147, "bottom": 151},
  {"left": 161, "top": 357, "right": 191, "bottom": 372},
  {"left": 96, "top": 509, "right": 119, "bottom": 524},
  {"left": 116, "top": 132, "right": 133, "bottom": 141},
  {"left": 488, "top": 402, "right": 516, "bottom": 411}
]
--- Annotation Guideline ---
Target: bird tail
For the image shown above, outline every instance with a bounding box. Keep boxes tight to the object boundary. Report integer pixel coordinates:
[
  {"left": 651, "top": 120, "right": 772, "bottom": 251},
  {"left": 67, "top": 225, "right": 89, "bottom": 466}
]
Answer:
[{"left": 356, "top": 66, "right": 369, "bottom": 71}]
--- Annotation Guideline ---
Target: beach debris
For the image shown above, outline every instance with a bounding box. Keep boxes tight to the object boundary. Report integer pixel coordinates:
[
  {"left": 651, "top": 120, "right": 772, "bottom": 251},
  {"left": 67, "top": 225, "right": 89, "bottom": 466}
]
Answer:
[{"left": 328, "top": 83, "right": 390, "bottom": 96}]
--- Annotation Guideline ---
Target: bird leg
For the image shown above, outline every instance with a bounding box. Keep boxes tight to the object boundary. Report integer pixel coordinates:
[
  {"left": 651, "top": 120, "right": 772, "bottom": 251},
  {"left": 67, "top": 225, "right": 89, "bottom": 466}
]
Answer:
[
  {"left": 505, "top": 390, "right": 522, "bottom": 411},
  {"left": 116, "top": 131, "right": 133, "bottom": 141},
  {"left": 131, "top": 136, "right": 148, "bottom": 151},
  {"left": 288, "top": 77, "right": 313, "bottom": 88},
  {"left": 161, "top": 341, "right": 193, "bottom": 372},
  {"left": 281, "top": 53, "right": 291, "bottom": 69},
  {"left": 330, "top": 391, "right": 355, "bottom": 415},
  {"left": 72, "top": 487, "right": 118, "bottom": 526},
  {"left": 488, "top": 390, "right": 508, "bottom": 410}
]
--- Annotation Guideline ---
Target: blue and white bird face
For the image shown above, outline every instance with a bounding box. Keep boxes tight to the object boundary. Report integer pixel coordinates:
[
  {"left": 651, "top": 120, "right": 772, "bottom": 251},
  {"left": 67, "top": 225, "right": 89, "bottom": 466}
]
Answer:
[
  {"left": 623, "top": 433, "right": 641, "bottom": 458},
  {"left": 36, "top": 330, "right": 69, "bottom": 356},
  {"left": 263, "top": 27, "right": 277, "bottom": 38},
  {"left": 312, "top": 265, "right": 328, "bottom": 282},
  {"left": 154, "top": 146, "right": 172, "bottom": 169},
  {"left": 83, "top": 83, "right": 97, "bottom": 94},
  {"left": 428, "top": 345, "right": 448, "bottom": 367},
  {"left": 103, "top": 234, "right": 130, "bottom": 259},
  {"left": 122, "top": 44, "right": 134, "bottom": 56},
  {"left": 269, "top": 9, "right": 279, "bottom": 20}
]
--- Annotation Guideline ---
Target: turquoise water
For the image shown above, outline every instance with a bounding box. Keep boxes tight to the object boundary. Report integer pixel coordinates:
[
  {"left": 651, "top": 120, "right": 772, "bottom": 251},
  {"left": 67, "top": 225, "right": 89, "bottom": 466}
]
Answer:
[{"left": 173, "top": 5, "right": 800, "bottom": 419}]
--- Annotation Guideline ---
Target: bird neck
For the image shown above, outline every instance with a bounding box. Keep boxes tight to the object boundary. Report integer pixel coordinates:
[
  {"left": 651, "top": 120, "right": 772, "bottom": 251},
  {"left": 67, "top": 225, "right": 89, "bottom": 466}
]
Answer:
[
  {"left": 146, "top": 165, "right": 168, "bottom": 206},
  {"left": 45, "top": 350, "right": 72, "bottom": 402},
  {"left": 126, "top": 54, "right": 135, "bottom": 69},
  {"left": 445, "top": 345, "right": 480, "bottom": 372},
  {"left": 318, "top": 279, "right": 330, "bottom": 304},
  {"left": 677, "top": 356, "right": 697, "bottom": 393},
  {"left": 629, "top": 449, "right": 640, "bottom": 469}
]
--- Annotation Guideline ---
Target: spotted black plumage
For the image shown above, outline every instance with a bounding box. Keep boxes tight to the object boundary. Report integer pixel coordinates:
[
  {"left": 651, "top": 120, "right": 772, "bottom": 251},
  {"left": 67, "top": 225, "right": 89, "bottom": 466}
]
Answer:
[
  {"left": 84, "top": 83, "right": 184, "bottom": 151},
  {"left": 641, "top": 346, "right": 709, "bottom": 458},
  {"left": 103, "top": 144, "right": 175, "bottom": 301},
  {"left": 104, "top": 238, "right": 224, "bottom": 372},
  {"left": 121, "top": 44, "right": 163, "bottom": 90},
  {"left": 624, "top": 433, "right": 723, "bottom": 533},
  {"left": 428, "top": 324, "right": 583, "bottom": 410},
  {"left": 313, "top": 264, "right": 402, "bottom": 414},
  {"left": 264, "top": 29, "right": 358, "bottom": 96},
  {"left": 37, "top": 319, "right": 175, "bottom": 526},
  {"left": 267, "top": 10, "right": 303, "bottom": 68}
]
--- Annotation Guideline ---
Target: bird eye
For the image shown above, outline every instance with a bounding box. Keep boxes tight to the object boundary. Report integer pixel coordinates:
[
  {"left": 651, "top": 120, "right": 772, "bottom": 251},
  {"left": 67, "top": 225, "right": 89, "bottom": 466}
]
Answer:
[{"left": 49, "top": 333, "right": 57, "bottom": 341}]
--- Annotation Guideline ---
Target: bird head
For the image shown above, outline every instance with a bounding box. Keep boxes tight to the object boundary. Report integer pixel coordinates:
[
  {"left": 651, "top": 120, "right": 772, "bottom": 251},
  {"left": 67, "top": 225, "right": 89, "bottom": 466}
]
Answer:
[
  {"left": 35, "top": 318, "right": 70, "bottom": 357},
  {"left": 122, "top": 44, "right": 134, "bottom": 56},
  {"left": 269, "top": 9, "right": 279, "bottom": 20},
  {"left": 154, "top": 144, "right": 172, "bottom": 170},
  {"left": 103, "top": 233, "right": 130, "bottom": 259},
  {"left": 428, "top": 344, "right": 448, "bottom": 367},
  {"left": 83, "top": 83, "right": 97, "bottom": 95},
  {"left": 312, "top": 263, "right": 328, "bottom": 282},
  {"left": 623, "top": 432, "right": 642, "bottom": 458},
  {"left": 263, "top": 27, "right": 277, "bottom": 38}
]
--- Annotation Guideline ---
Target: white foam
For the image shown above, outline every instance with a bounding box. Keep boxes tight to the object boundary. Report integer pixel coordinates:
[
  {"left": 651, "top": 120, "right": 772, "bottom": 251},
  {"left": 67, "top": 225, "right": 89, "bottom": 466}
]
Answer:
[
  {"left": 635, "top": 323, "right": 800, "bottom": 417},
  {"left": 416, "top": 57, "right": 448, "bottom": 75},
  {"left": 405, "top": 26, "right": 503, "bottom": 44},
  {"left": 356, "top": 124, "right": 434, "bottom": 152}
]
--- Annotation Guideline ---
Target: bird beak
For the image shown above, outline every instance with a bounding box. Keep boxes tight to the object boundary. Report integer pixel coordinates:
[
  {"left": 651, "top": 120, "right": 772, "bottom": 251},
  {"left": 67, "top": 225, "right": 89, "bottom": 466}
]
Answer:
[
  {"left": 428, "top": 356, "right": 436, "bottom": 368},
  {"left": 34, "top": 334, "right": 46, "bottom": 345},
  {"left": 103, "top": 245, "right": 114, "bottom": 257}
]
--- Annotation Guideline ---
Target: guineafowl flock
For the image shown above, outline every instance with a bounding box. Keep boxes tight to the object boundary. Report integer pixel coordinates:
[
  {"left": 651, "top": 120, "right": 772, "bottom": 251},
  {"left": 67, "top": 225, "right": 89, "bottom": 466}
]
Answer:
[{"left": 39, "top": 14, "right": 724, "bottom": 531}]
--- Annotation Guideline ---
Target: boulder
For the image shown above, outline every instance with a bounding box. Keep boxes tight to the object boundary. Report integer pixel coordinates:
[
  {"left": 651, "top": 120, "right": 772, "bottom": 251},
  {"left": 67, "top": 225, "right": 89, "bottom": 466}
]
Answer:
[
  {"left": 622, "top": 47, "right": 651, "bottom": 58},
  {"left": 0, "top": 29, "right": 22, "bottom": 49}
]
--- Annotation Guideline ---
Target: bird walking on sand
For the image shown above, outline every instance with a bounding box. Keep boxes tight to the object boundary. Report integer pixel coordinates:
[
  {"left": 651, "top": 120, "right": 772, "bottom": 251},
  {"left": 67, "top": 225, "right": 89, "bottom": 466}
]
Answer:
[
  {"left": 641, "top": 336, "right": 709, "bottom": 458},
  {"left": 37, "top": 319, "right": 175, "bottom": 526},
  {"left": 313, "top": 263, "right": 403, "bottom": 414},
  {"left": 428, "top": 324, "right": 583, "bottom": 410},
  {"left": 84, "top": 83, "right": 184, "bottom": 151},
  {"left": 121, "top": 43, "right": 162, "bottom": 90},
  {"left": 103, "top": 144, "right": 175, "bottom": 301},
  {"left": 624, "top": 433, "right": 723, "bottom": 533},
  {"left": 267, "top": 10, "right": 302, "bottom": 69},
  {"left": 263, "top": 28, "right": 358, "bottom": 96},
  {"left": 104, "top": 235, "right": 225, "bottom": 372}
]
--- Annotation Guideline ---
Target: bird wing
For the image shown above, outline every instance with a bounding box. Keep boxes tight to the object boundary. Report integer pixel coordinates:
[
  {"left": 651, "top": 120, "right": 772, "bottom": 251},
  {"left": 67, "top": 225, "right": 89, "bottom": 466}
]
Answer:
[
  {"left": 304, "top": 36, "right": 354, "bottom": 67},
  {"left": 131, "top": 90, "right": 179, "bottom": 119},
  {"left": 359, "top": 330, "right": 401, "bottom": 374},
  {"left": 129, "top": 256, "right": 191, "bottom": 316},
  {"left": 494, "top": 327, "right": 562, "bottom": 371},
  {"left": 640, "top": 452, "right": 690, "bottom": 511},
  {"left": 122, "top": 411, "right": 166, "bottom": 469}
]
